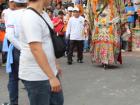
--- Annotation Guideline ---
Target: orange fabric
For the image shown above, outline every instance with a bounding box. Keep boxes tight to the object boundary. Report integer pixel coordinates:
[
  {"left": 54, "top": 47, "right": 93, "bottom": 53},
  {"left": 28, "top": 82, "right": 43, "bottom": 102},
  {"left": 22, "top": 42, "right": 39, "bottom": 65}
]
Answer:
[
  {"left": 63, "top": 15, "right": 70, "bottom": 32},
  {"left": 95, "top": 27, "right": 99, "bottom": 34},
  {"left": 62, "top": 24, "right": 67, "bottom": 32},
  {"left": 75, "top": 4, "right": 84, "bottom": 15},
  {"left": 109, "top": 0, "right": 114, "bottom": 17},
  {"left": 92, "top": 0, "right": 97, "bottom": 15},
  {"left": 94, "top": 40, "right": 114, "bottom": 44},
  {"left": 109, "top": 26, "right": 113, "bottom": 34},
  {"left": 0, "top": 31, "right": 5, "bottom": 42}
]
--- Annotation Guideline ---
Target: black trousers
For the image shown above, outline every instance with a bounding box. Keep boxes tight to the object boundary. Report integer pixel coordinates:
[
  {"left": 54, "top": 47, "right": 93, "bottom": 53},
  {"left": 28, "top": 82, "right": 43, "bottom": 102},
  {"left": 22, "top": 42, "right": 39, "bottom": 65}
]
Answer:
[
  {"left": 67, "top": 40, "right": 83, "bottom": 62},
  {"left": 1, "top": 40, "right": 10, "bottom": 64},
  {"left": 8, "top": 47, "right": 20, "bottom": 105}
]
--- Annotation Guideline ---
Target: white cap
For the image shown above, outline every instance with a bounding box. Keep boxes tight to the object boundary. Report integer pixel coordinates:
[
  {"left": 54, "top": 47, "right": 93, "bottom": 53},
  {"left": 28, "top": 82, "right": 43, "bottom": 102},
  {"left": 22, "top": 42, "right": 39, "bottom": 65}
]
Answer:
[
  {"left": 14, "top": 0, "right": 28, "bottom": 3},
  {"left": 67, "top": 7, "right": 73, "bottom": 11},
  {"left": 9, "top": 0, "right": 14, "bottom": 2},
  {"left": 73, "top": 7, "right": 79, "bottom": 12}
]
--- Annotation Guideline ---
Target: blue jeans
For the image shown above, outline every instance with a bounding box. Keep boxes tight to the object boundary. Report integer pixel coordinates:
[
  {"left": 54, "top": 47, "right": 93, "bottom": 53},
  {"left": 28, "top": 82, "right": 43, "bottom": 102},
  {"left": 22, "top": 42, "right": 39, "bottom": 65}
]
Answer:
[
  {"left": 22, "top": 78, "right": 64, "bottom": 105},
  {"left": 0, "top": 41, "right": 2, "bottom": 52},
  {"left": 8, "top": 48, "right": 20, "bottom": 105},
  {"left": 8, "top": 71, "right": 19, "bottom": 105},
  {"left": 84, "top": 40, "right": 89, "bottom": 50}
]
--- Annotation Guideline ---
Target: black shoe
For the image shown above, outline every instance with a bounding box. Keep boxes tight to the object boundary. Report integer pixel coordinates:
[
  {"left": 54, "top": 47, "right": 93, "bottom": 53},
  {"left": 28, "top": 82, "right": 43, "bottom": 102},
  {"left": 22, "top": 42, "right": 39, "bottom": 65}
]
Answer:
[
  {"left": 2, "top": 103, "right": 10, "bottom": 105},
  {"left": 103, "top": 64, "right": 108, "bottom": 70},
  {"left": 67, "top": 61, "right": 72, "bottom": 65},
  {"left": 77, "top": 60, "right": 83, "bottom": 63}
]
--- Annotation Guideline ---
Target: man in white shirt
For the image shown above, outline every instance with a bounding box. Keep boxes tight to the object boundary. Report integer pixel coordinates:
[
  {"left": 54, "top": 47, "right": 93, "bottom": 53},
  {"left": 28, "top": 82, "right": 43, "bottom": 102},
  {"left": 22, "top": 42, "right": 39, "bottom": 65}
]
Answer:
[
  {"left": 66, "top": 7, "right": 85, "bottom": 64},
  {"left": 19, "top": 0, "right": 64, "bottom": 105},
  {"left": 2, "top": 0, "right": 27, "bottom": 105},
  {"left": 0, "top": 0, "right": 15, "bottom": 66}
]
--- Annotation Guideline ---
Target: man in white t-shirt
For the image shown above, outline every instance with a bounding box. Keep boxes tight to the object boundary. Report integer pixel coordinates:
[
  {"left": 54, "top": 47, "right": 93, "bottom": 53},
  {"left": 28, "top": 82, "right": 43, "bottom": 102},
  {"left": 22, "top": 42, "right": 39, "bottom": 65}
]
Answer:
[
  {"left": 66, "top": 7, "right": 85, "bottom": 64},
  {"left": 2, "top": 0, "right": 27, "bottom": 105},
  {"left": 19, "top": 0, "right": 64, "bottom": 105},
  {"left": 0, "top": 0, "right": 15, "bottom": 66},
  {"left": 1, "top": 0, "right": 15, "bottom": 25}
]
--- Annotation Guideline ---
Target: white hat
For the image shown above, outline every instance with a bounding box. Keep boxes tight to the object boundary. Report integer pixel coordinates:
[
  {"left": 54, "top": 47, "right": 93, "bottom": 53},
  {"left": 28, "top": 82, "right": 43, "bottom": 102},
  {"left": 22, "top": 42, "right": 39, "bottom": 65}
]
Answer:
[
  {"left": 67, "top": 7, "right": 73, "bottom": 11},
  {"left": 9, "top": 0, "right": 14, "bottom": 2},
  {"left": 73, "top": 7, "right": 79, "bottom": 12},
  {"left": 13, "top": 0, "right": 28, "bottom": 3}
]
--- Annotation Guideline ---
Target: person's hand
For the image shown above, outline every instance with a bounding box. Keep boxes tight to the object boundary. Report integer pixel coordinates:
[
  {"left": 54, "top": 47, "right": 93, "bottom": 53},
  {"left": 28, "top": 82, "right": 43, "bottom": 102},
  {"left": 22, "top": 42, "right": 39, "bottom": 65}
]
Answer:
[
  {"left": 127, "top": 12, "right": 134, "bottom": 16},
  {"left": 56, "top": 64, "right": 62, "bottom": 77},
  {"left": 49, "top": 76, "right": 61, "bottom": 92},
  {"left": 0, "top": 19, "right": 4, "bottom": 23},
  {"left": 58, "top": 19, "right": 63, "bottom": 23},
  {"left": 135, "top": 2, "right": 140, "bottom": 5},
  {"left": 64, "top": 21, "right": 67, "bottom": 24}
]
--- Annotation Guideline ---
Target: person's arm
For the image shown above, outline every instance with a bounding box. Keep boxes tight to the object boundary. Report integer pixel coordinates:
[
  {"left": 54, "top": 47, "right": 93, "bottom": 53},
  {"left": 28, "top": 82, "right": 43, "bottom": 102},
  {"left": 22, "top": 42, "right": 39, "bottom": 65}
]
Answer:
[
  {"left": 66, "top": 18, "right": 71, "bottom": 38},
  {"left": 6, "top": 27, "right": 21, "bottom": 50},
  {"left": 29, "top": 42, "right": 61, "bottom": 92},
  {"left": 55, "top": 60, "right": 62, "bottom": 76},
  {"left": 135, "top": 2, "right": 140, "bottom": 5},
  {"left": 6, "top": 16, "right": 21, "bottom": 50},
  {"left": 53, "top": 18, "right": 62, "bottom": 27},
  {"left": 0, "top": 10, "right": 5, "bottom": 23},
  {"left": 29, "top": 42, "right": 55, "bottom": 78}
]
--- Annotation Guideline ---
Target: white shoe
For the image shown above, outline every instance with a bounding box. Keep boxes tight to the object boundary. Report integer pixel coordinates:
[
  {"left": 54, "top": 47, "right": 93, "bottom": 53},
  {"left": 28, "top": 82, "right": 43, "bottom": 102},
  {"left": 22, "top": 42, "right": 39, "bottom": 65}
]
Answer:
[
  {"left": 2, "top": 103, "right": 10, "bottom": 105},
  {"left": 121, "top": 49, "right": 125, "bottom": 52}
]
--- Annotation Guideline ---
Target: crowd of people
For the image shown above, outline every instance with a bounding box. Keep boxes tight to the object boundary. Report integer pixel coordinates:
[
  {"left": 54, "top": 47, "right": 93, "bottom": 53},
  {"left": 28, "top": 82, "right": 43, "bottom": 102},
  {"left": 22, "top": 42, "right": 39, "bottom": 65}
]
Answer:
[{"left": 0, "top": 0, "right": 140, "bottom": 105}]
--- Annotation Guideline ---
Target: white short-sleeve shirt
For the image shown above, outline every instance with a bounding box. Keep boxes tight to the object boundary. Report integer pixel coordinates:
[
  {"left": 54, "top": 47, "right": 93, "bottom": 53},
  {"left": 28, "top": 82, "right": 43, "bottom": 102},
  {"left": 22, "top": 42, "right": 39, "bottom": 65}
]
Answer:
[
  {"left": 66, "top": 16, "right": 85, "bottom": 40},
  {"left": 6, "top": 9, "right": 25, "bottom": 50},
  {"left": 19, "top": 9, "right": 58, "bottom": 81},
  {"left": 2, "top": 8, "right": 14, "bottom": 26}
]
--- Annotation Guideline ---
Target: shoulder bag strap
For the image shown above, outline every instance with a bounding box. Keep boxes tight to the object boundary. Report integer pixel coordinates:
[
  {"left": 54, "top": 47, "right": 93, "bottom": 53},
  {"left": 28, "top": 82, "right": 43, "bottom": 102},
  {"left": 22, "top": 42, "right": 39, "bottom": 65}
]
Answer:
[{"left": 27, "top": 7, "right": 54, "bottom": 34}]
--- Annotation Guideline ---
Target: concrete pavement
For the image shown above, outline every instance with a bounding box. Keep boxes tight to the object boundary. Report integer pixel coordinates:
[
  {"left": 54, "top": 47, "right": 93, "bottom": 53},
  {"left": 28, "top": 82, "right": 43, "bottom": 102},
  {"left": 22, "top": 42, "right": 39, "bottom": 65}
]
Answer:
[{"left": 0, "top": 52, "right": 140, "bottom": 105}]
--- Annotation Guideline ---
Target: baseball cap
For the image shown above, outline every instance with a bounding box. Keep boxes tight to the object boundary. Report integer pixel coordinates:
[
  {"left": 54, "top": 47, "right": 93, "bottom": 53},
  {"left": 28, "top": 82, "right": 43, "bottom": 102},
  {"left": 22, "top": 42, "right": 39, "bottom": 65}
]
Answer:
[
  {"left": 13, "top": 0, "right": 28, "bottom": 3},
  {"left": 67, "top": 7, "right": 73, "bottom": 11},
  {"left": 73, "top": 7, "right": 79, "bottom": 12},
  {"left": 9, "top": 0, "right": 14, "bottom": 2}
]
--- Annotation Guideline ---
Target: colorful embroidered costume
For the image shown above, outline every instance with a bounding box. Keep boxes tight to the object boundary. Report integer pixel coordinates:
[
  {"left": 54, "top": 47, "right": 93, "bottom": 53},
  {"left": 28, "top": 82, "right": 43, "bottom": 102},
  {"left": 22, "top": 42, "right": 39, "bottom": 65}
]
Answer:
[{"left": 87, "top": 0, "right": 124, "bottom": 65}]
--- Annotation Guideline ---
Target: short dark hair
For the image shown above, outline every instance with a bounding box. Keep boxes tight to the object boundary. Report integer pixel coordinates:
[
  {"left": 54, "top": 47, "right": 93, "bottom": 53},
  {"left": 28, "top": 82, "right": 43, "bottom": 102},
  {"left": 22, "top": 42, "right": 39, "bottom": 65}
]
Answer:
[
  {"left": 55, "top": 2, "right": 62, "bottom": 7},
  {"left": 125, "top": 2, "right": 134, "bottom": 7},
  {"left": 28, "top": 0, "right": 38, "bottom": 2},
  {"left": 47, "top": 9, "right": 53, "bottom": 14},
  {"left": 14, "top": 2, "right": 27, "bottom": 7},
  {"left": 58, "top": 11, "right": 64, "bottom": 15}
]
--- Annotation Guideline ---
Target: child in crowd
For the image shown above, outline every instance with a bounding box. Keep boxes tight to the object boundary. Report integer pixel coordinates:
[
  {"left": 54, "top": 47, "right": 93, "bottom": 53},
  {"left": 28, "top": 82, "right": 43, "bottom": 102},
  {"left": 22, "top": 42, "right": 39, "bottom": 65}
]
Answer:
[{"left": 83, "top": 20, "right": 90, "bottom": 52}]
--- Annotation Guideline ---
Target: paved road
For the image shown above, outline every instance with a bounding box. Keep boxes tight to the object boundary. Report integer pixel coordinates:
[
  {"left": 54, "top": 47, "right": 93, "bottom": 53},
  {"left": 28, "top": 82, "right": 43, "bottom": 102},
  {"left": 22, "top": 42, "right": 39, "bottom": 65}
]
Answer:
[{"left": 0, "top": 52, "right": 140, "bottom": 105}]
